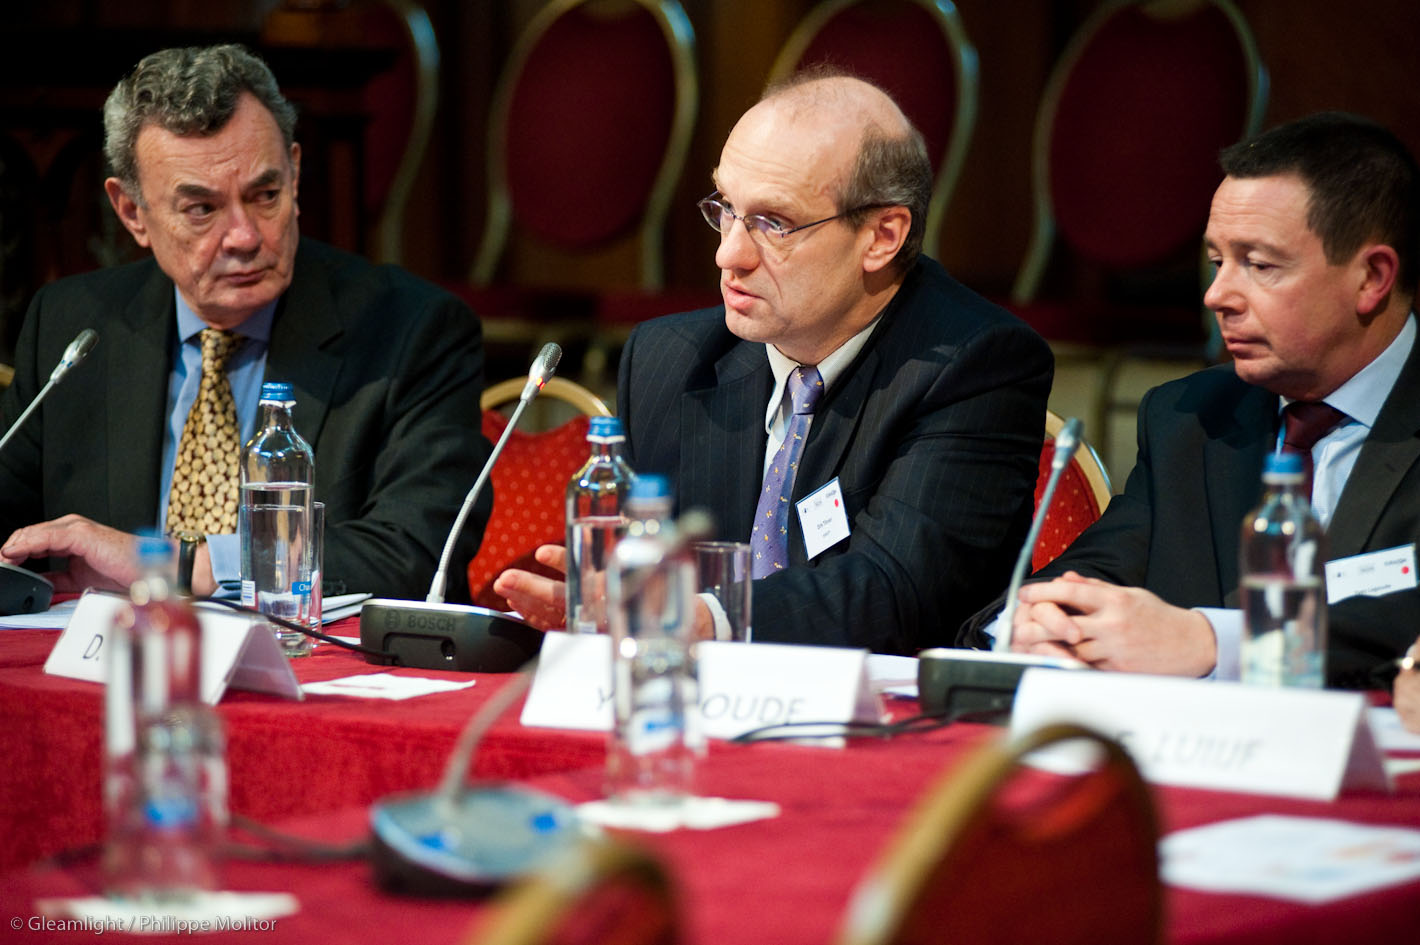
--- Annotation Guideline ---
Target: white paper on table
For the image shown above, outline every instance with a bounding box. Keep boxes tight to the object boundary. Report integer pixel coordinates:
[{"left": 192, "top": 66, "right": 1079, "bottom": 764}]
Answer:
[
  {"left": 34, "top": 890, "right": 299, "bottom": 933},
  {"left": 577, "top": 796, "right": 780, "bottom": 833},
  {"left": 321, "top": 592, "right": 372, "bottom": 624},
  {"left": 301, "top": 671, "right": 476, "bottom": 700},
  {"left": 1368, "top": 706, "right": 1420, "bottom": 752},
  {"left": 867, "top": 653, "right": 918, "bottom": 694},
  {"left": 1160, "top": 814, "right": 1420, "bottom": 903},
  {"left": 0, "top": 597, "right": 81, "bottom": 629}
]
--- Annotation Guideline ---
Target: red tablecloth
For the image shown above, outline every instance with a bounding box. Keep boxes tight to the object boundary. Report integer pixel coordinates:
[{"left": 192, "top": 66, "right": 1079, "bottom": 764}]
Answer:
[
  {"left": 0, "top": 626, "right": 603, "bottom": 873},
  {"left": 3, "top": 625, "right": 1420, "bottom": 945}
]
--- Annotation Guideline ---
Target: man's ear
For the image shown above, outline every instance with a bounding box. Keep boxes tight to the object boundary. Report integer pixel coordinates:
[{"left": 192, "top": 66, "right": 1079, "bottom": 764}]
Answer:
[
  {"left": 104, "top": 178, "right": 151, "bottom": 248},
  {"left": 1355, "top": 242, "right": 1399, "bottom": 317},
  {"left": 862, "top": 206, "right": 911, "bottom": 274},
  {"left": 288, "top": 141, "right": 301, "bottom": 204}
]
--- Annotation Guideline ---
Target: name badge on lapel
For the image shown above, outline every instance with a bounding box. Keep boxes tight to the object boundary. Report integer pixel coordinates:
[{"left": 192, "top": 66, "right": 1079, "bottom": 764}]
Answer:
[{"left": 797, "top": 477, "right": 850, "bottom": 559}]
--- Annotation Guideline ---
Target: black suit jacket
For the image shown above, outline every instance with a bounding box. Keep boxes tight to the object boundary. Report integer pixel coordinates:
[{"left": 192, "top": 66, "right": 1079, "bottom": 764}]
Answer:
[
  {"left": 0, "top": 238, "right": 491, "bottom": 600},
  {"left": 618, "top": 256, "right": 1053, "bottom": 654},
  {"left": 958, "top": 341, "right": 1420, "bottom": 688}
]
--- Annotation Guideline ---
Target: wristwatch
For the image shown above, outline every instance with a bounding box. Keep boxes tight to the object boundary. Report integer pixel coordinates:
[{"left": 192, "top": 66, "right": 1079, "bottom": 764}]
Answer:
[{"left": 172, "top": 530, "right": 206, "bottom": 595}]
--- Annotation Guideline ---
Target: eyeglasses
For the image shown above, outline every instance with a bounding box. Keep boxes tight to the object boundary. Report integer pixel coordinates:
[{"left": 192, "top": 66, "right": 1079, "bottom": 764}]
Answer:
[{"left": 697, "top": 192, "right": 881, "bottom": 249}]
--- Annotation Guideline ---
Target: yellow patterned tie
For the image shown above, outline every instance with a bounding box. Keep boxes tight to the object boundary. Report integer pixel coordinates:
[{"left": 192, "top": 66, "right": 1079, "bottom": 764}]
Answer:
[{"left": 165, "top": 328, "right": 243, "bottom": 534}]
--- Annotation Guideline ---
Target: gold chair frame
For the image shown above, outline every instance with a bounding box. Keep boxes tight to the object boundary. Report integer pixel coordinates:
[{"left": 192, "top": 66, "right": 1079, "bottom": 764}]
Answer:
[
  {"left": 471, "top": 0, "right": 699, "bottom": 292},
  {"left": 767, "top": 0, "right": 978, "bottom": 262},
  {"left": 480, "top": 376, "right": 612, "bottom": 417}
]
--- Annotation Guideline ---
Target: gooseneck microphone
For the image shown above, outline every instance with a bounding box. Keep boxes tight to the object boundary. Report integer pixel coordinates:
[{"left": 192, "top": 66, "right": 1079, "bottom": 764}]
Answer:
[
  {"left": 0, "top": 329, "right": 100, "bottom": 616},
  {"left": 916, "top": 417, "right": 1089, "bottom": 720},
  {"left": 427, "top": 343, "right": 562, "bottom": 604},
  {"left": 996, "top": 416, "right": 1082, "bottom": 653},
  {"left": 359, "top": 344, "right": 563, "bottom": 672},
  {"left": 0, "top": 328, "right": 99, "bottom": 455}
]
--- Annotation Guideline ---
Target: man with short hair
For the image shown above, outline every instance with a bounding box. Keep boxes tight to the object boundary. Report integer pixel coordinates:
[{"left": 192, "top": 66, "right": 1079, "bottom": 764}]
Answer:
[
  {"left": 0, "top": 44, "right": 490, "bottom": 600},
  {"left": 960, "top": 112, "right": 1420, "bottom": 688},
  {"left": 496, "top": 72, "right": 1053, "bottom": 653}
]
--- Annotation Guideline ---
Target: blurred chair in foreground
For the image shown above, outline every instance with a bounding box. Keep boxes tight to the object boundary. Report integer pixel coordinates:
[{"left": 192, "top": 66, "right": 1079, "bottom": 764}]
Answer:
[
  {"left": 1011, "top": 0, "right": 1267, "bottom": 457},
  {"left": 469, "top": 838, "right": 679, "bottom": 945},
  {"left": 1035, "top": 411, "right": 1111, "bottom": 570},
  {"left": 465, "top": 0, "right": 701, "bottom": 377},
  {"left": 766, "top": 0, "right": 978, "bottom": 262},
  {"left": 836, "top": 723, "right": 1161, "bottom": 945},
  {"left": 466, "top": 377, "right": 611, "bottom": 611}
]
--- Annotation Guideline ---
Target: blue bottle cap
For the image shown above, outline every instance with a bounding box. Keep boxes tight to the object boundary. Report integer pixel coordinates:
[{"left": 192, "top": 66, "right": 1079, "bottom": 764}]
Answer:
[
  {"left": 135, "top": 533, "right": 174, "bottom": 567},
  {"left": 587, "top": 416, "right": 625, "bottom": 440},
  {"left": 1262, "top": 451, "right": 1305, "bottom": 483},
  {"left": 260, "top": 381, "right": 294, "bottom": 402},
  {"left": 628, "top": 473, "right": 671, "bottom": 501}
]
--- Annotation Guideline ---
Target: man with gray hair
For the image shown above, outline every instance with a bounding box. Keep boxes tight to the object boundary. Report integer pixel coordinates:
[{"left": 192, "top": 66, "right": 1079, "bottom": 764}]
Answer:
[
  {"left": 496, "top": 71, "right": 1052, "bottom": 653},
  {"left": 0, "top": 44, "right": 490, "bottom": 601}
]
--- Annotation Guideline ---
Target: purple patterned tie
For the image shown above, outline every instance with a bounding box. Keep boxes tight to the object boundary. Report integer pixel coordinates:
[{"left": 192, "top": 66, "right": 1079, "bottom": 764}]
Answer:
[
  {"left": 751, "top": 365, "right": 824, "bottom": 579},
  {"left": 1282, "top": 401, "right": 1349, "bottom": 500}
]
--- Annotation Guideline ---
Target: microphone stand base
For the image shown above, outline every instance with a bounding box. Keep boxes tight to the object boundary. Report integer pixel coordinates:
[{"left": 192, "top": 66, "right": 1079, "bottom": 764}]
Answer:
[
  {"left": 359, "top": 599, "right": 543, "bottom": 673},
  {"left": 917, "top": 648, "right": 1087, "bottom": 722},
  {"left": 0, "top": 562, "right": 53, "bottom": 616}
]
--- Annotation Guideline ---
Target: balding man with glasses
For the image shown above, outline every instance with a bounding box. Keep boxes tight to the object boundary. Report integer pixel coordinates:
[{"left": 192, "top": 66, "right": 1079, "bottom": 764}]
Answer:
[{"left": 496, "top": 70, "right": 1051, "bottom": 653}]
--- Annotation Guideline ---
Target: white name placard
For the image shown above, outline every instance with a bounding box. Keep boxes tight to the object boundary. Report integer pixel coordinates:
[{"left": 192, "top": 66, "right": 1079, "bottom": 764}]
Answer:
[
  {"left": 520, "top": 632, "right": 882, "bottom": 742},
  {"left": 43, "top": 592, "right": 301, "bottom": 704},
  {"left": 1010, "top": 669, "right": 1390, "bottom": 801}
]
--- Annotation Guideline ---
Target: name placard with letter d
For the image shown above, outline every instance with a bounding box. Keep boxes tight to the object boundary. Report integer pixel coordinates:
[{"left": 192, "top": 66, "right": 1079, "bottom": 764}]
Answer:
[
  {"left": 1010, "top": 669, "right": 1390, "bottom": 801},
  {"left": 44, "top": 591, "right": 301, "bottom": 704},
  {"left": 521, "top": 631, "right": 881, "bottom": 742}
]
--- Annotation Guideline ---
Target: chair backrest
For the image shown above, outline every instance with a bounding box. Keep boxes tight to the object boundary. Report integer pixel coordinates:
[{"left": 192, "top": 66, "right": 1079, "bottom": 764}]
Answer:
[
  {"left": 1012, "top": 0, "right": 1267, "bottom": 304},
  {"left": 467, "top": 378, "right": 612, "bottom": 609},
  {"left": 836, "top": 723, "right": 1162, "bottom": 945},
  {"left": 767, "top": 0, "right": 978, "bottom": 261},
  {"left": 262, "top": 0, "right": 440, "bottom": 266},
  {"left": 469, "top": 838, "right": 678, "bottom": 945},
  {"left": 1035, "top": 410, "right": 1111, "bottom": 570},
  {"left": 473, "top": 0, "right": 698, "bottom": 291}
]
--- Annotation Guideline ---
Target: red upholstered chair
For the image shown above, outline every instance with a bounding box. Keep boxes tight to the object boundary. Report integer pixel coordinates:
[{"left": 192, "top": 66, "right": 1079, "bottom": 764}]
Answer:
[
  {"left": 468, "top": 838, "right": 678, "bottom": 945},
  {"left": 1034, "top": 411, "right": 1111, "bottom": 571},
  {"left": 467, "top": 0, "right": 701, "bottom": 364},
  {"left": 835, "top": 723, "right": 1162, "bottom": 945},
  {"left": 466, "top": 377, "right": 612, "bottom": 611},
  {"left": 767, "top": 0, "right": 978, "bottom": 261},
  {"left": 1011, "top": 0, "right": 1267, "bottom": 455}
]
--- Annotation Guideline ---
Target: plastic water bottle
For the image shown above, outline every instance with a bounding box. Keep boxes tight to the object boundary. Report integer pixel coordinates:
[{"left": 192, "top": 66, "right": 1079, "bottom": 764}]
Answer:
[
  {"left": 605, "top": 475, "right": 703, "bottom": 806},
  {"left": 565, "top": 417, "right": 635, "bottom": 634},
  {"left": 240, "top": 381, "right": 315, "bottom": 656},
  {"left": 1239, "top": 452, "right": 1327, "bottom": 687},
  {"left": 104, "top": 535, "right": 227, "bottom": 901}
]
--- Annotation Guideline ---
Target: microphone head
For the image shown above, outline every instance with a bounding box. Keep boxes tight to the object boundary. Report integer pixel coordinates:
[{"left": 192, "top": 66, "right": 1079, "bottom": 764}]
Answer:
[
  {"left": 50, "top": 328, "right": 99, "bottom": 383},
  {"left": 1050, "top": 417, "right": 1083, "bottom": 467},
  {"left": 520, "top": 343, "right": 563, "bottom": 401}
]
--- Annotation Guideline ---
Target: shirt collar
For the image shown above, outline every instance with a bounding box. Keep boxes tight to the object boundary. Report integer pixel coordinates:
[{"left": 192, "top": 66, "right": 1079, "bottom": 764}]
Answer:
[
  {"left": 174, "top": 288, "right": 277, "bottom": 345},
  {"left": 762, "top": 315, "right": 882, "bottom": 434},
  {"left": 1280, "top": 313, "right": 1415, "bottom": 429}
]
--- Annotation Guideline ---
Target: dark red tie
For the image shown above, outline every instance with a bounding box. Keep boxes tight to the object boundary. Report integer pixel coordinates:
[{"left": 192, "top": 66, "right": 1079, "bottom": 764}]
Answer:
[{"left": 1282, "top": 401, "right": 1349, "bottom": 499}]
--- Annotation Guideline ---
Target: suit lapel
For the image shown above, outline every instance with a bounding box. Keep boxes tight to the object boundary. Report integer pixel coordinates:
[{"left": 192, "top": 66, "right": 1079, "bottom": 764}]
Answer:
[
  {"left": 1204, "top": 383, "right": 1276, "bottom": 605},
  {"left": 265, "top": 243, "right": 343, "bottom": 446},
  {"left": 107, "top": 265, "right": 176, "bottom": 526},
  {"left": 1328, "top": 339, "right": 1420, "bottom": 557},
  {"left": 682, "top": 342, "right": 769, "bottom": 541}
]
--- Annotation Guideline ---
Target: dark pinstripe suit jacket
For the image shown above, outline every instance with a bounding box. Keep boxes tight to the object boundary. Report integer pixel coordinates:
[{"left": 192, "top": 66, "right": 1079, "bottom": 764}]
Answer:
[
  {"left": 958, "top": 344, "right": 1420, "bottom": 688},
  {"left": 617, "top": 257, "right": 1053, "bottom": 654},
  {"left": 0, "top": 238, "right": 491, "bottom": 601}
]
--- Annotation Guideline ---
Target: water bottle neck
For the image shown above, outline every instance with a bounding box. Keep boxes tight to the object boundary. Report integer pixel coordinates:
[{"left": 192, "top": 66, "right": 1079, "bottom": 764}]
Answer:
[{"left": 259, "top": 400, "right": 296, "bottom": 429}]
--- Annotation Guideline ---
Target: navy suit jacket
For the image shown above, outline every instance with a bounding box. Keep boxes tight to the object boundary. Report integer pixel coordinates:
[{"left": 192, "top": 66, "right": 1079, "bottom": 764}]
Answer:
[
  {"left": 958, "top": 340, "right": 1420, "bottom": 688},
  {"left": 0, "top": 238, "right": 491, "bottom": 600},
  {"left": 617, "top": 256, "right": 1053, "bottom": 654}
]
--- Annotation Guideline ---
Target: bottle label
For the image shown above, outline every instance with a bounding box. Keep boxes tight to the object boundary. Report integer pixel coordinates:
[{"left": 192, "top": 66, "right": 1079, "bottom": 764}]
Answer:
[{"left": 240, "top": 580, "right": 256, "bottom": 607}]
